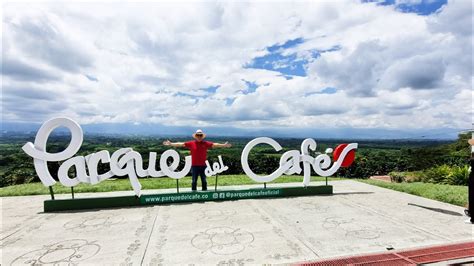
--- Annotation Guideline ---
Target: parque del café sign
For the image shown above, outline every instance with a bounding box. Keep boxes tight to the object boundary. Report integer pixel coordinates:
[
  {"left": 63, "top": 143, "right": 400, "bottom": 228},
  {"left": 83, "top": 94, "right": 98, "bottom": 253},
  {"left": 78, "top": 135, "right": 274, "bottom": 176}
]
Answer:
[{"left": 22, "top": 117, "right": 357, "bottom": 197}]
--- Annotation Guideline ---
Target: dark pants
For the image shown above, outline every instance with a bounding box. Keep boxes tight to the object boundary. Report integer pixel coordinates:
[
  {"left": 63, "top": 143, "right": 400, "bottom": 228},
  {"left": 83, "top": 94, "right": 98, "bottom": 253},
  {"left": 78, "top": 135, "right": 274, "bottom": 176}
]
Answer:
[
  {"left": 191, "top": 166, "right": 207, "bottom": 191},
  {"left": 469, "top": 159, "right": 474, "bottom": 223}
]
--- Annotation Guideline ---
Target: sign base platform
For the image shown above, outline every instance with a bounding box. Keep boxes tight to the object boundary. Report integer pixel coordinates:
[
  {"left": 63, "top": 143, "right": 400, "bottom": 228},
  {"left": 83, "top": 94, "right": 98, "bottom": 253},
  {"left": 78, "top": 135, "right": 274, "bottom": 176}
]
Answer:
[{"left": 43, "top": 185, "right": 333, "bottom": 212}]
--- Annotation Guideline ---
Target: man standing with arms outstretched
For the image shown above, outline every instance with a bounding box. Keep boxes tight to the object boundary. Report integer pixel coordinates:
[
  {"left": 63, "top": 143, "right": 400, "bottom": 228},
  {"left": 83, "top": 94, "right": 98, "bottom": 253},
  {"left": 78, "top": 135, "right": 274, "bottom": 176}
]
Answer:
[{"left": 163, "top": 129, "right": 231, "bottom": 191}]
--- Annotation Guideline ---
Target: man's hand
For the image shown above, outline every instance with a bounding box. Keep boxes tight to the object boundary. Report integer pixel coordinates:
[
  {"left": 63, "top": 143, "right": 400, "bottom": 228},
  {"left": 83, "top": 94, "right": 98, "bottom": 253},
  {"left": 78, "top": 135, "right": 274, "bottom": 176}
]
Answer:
[
  {"left": 163, "top": 140, "right": 171, "bottom": 146},
  {"left": 223, "top": 141, "right": 232, "bottom": 148}
]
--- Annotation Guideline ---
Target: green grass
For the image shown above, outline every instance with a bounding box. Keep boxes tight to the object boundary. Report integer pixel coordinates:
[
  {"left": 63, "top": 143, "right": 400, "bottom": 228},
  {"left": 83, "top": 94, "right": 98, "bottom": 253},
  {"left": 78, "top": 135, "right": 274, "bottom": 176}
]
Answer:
[
  {"left": 1, "top": 176, "right": 468, "bottom": 207},
  {"left": 358, "top": 179, "right": 468, "bottom": 207},
  {"left": 0, "top": 175, "right": 342, "bottom": 197}
]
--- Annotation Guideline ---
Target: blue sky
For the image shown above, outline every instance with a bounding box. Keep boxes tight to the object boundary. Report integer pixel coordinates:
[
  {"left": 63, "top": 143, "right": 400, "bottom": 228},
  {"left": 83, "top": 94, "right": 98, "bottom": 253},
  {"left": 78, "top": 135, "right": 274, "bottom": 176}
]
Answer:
[
  {"left": 367, "top": 0, "right": 448, "bottom": 15},
  {"left": 2, "top": 0, "right": 472, "bottom": 138},
  {"left": 245, "top": 38, "right": 309, "bottom": 77}
]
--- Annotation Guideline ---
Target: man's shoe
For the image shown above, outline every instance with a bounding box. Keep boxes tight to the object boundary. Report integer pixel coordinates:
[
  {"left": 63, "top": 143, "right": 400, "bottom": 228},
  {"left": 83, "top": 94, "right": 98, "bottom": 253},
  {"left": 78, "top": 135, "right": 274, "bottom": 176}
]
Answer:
[{"left": 464, "top": 218, "right": 473, "bottom": 224}]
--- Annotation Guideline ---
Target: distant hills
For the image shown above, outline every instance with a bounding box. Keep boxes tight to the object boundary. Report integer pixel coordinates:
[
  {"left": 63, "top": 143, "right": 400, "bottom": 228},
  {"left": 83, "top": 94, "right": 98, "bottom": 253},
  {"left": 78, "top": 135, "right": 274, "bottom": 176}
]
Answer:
[{"left": 1, "top": 121, "right": 466, "bottom": 140}]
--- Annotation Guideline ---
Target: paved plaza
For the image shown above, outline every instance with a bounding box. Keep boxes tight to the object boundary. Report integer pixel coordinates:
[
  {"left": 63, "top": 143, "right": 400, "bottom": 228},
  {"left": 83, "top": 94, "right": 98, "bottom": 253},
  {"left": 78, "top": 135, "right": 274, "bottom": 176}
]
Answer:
[{"left": 1, "top": 180, "right": 472, "bottom": 264}]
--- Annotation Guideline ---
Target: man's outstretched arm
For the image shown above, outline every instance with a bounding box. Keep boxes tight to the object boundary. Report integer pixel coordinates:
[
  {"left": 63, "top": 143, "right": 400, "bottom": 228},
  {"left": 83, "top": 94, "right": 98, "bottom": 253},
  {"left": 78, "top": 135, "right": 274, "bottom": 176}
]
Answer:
[
  {"left": 163, "top": 140, "right": 186, "bottom": 148},
  {"left": 213, "top": 141, "right": 232, "bottom": 148}
]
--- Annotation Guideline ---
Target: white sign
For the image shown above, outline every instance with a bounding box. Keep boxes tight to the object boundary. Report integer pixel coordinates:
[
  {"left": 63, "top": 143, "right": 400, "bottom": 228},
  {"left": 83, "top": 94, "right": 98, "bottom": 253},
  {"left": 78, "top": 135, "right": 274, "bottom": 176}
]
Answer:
[
  {"left": 205, "top": 155, "right": 229, "bottom": 177},
  {"left": 22, "top": 117, "right": 192, "bottom": 196},
  {"left": 241, "top": 137, "right": 357, "bottom": 186},
  {"left": 23, "top": 118, "right": 357, "bottom": 196}
]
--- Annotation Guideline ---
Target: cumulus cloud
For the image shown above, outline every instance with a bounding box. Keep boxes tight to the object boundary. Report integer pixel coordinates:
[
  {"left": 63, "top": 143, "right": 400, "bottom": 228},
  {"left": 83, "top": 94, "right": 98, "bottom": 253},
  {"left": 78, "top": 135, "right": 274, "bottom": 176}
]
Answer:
[
  {"left": 1, "top": 0, "right": 471, "bottom": 134},
  {"left": 4, "top": 11, "right": 94, "bottom": 72},
  {"left": 380, "top": 54, "right": 446, "bottom": 90},
  {"left": 2, "top": 57, "right": 60, "bottom": 82}
]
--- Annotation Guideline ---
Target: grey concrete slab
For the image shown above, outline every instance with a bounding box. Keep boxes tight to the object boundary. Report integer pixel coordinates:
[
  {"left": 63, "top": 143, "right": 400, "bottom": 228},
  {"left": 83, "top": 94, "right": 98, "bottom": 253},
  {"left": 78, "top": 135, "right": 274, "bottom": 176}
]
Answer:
[{"left": 1, "top": 181, "right": 472, "bottom": 265}]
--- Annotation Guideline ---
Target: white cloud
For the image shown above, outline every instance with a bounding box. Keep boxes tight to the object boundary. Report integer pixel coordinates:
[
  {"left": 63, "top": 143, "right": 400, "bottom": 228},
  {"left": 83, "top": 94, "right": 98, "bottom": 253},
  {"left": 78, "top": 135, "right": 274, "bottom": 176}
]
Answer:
[{"left": 1, "top": 0, "right": 471, "bottom": 134}]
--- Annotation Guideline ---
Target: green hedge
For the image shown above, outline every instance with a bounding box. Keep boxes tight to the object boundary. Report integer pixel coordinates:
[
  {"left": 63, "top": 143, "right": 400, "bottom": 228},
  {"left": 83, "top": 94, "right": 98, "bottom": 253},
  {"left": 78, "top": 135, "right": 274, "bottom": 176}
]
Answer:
[{"left": 389, "top": 165, "right": 469, "bottom": 186}]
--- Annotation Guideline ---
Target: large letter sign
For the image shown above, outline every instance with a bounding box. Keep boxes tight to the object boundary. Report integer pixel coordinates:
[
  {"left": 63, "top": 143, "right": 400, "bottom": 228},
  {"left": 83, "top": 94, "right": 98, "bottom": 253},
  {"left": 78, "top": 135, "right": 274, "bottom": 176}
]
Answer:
[
  {"left": 22, "top": 118, "right": 84, "bottom": 187},
  {"left": 205, "top": 155, "right": 228, "bottom": 177},
  {"left": 241, "top": 137, "right": 357, "bottom": 186},
  {"left": 22, "top": 117, "right": 191, "bottom": 196},
  {"left": 23, "top": 117, "right": 357, "bottom": 199}
]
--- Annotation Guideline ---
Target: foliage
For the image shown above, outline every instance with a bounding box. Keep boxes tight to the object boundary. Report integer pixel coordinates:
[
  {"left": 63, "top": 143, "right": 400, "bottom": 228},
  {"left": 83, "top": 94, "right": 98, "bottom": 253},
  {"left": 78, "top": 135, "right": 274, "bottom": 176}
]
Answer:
[
  {"left": 418, "top": 164, "right": 469, "bottom": 186},
  {"left": 0, "top": 132, "right": 471, "bottom": 187},
  {"left": 388, "top": 172, "right": 406, "bottom": 183},
  {"left": 422, "top": 164, "right": 453, "bottom": 184},
  {"left": 447, "top": 165, "right": 469, "bottom": 186},
  {"left": 359, "top": 179, "right": 468, "bottom": 207}
]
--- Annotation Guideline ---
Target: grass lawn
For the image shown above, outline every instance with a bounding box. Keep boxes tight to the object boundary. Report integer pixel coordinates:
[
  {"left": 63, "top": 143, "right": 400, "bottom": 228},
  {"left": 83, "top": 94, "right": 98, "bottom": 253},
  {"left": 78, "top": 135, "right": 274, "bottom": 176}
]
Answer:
[
  {"left": 0, "top": 175, "right": 341, "bottom": 197},
  {"left": 1, "top": 176, "right": 468, "bottom": 208},
  {"left": 358, "top": 179, "right": 468, "bottom": 207}
]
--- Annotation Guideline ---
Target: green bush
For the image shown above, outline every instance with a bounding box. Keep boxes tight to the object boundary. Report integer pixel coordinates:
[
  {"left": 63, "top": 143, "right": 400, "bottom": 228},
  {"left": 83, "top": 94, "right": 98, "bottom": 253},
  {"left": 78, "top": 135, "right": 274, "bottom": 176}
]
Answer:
[
  {"left": 446, "top": 165, "right": 469, "bottom": 185},
  {"left": 419, "top": 164, "right": 469, "bottom": 186},
  {"left": 389, "top": 172, "right": 406, "bottom": 183},
  {"left": 405, "top": 171, "right": 425, "bottom": 182},
  {"left": 422, "top": 165, "right": 452, "bottom": 184}
]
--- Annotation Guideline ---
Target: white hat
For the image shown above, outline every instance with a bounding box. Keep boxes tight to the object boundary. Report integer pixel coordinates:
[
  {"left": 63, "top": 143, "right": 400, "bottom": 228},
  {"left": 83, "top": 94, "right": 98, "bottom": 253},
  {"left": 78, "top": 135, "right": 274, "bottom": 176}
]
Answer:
[{"left": 193, "top": 129, "right": 206, "bottom": 139}]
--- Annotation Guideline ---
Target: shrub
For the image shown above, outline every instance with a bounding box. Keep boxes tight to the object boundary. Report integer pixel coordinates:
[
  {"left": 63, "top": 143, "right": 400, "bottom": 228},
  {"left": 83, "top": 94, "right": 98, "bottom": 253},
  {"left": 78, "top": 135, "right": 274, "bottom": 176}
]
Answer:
[
  {"left": 422, "top": 165, "right": 452, "bottom": 184},
  {"left": 389, "top": 172, "right": 406, "bottom": 183},
  {"left": 405, "top": 171, "right": 425, "bottom": 182},
  {"left": 446, "top": 165, "right": 469, "bottom": 186},
  {"left": 419, "top": 164, "right": 469, "bottom": 186}
]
